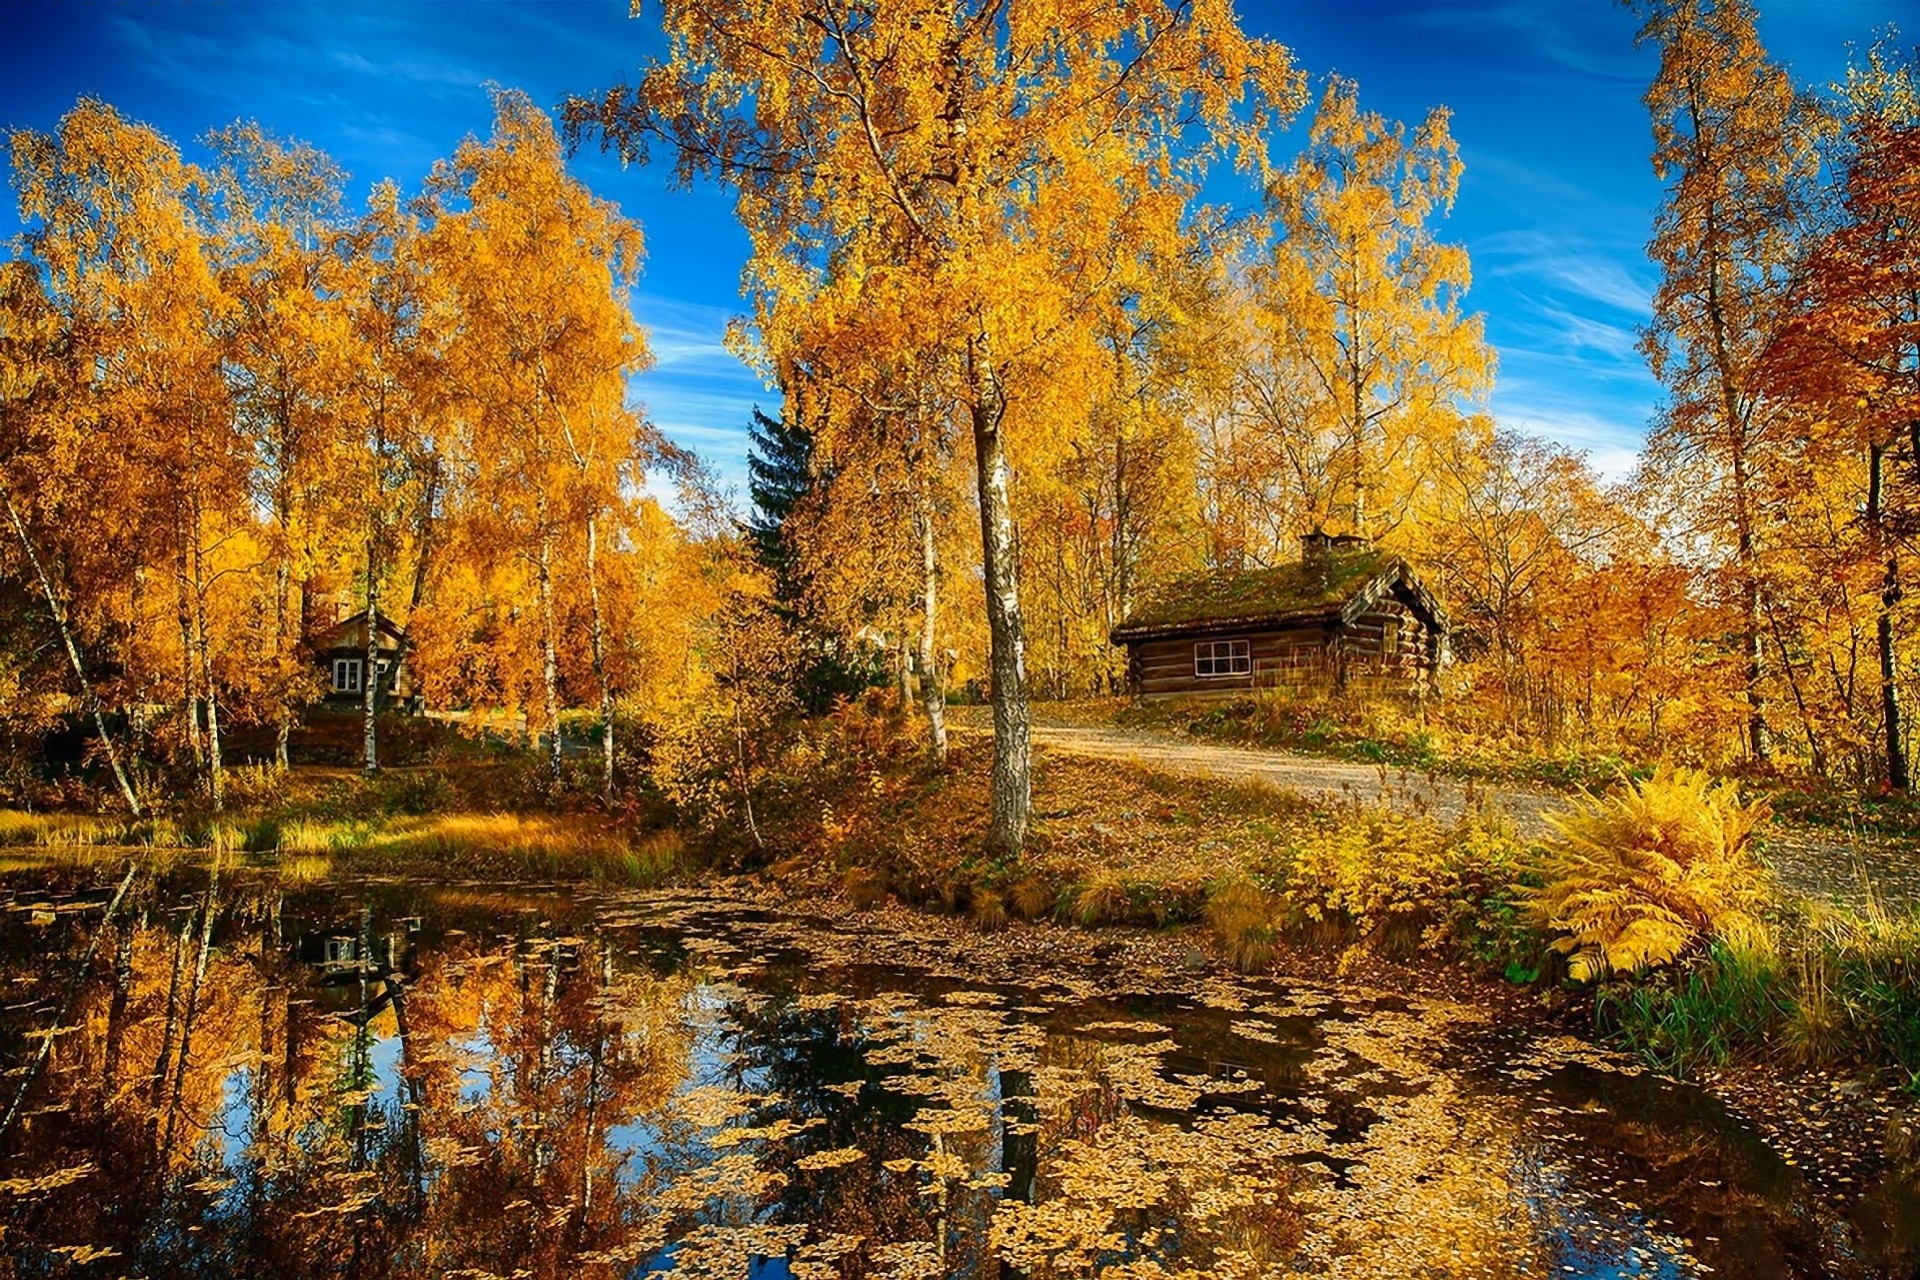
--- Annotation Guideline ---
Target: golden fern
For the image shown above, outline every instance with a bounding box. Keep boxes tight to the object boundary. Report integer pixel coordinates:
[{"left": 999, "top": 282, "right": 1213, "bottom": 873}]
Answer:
[{"left": 1528, "top": 766, "right": 1771, "bottom": 981}]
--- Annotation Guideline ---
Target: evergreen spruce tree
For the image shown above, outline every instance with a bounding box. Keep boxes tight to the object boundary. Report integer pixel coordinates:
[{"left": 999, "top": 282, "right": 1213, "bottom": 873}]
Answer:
[
  {"left": 742, "top": 404, "right": 880, "bottom": 711},
  {"left": 745, "top": 405, "right": 811, "bottom": 596}
]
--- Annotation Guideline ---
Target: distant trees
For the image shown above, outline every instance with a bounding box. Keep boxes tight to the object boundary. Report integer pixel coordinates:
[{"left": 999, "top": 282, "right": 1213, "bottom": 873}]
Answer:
[{"left": 1, "top": 94, "right": 687, "bottom": 808}]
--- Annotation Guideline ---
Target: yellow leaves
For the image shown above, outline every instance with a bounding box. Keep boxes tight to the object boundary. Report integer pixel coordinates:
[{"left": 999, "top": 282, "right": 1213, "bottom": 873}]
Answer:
[
  {"left": 793, "top": 1145, "right": 866, "bottom": 1171},
  {"left": 1529, "top": 766, "right": 1774, "bottom": 980}
]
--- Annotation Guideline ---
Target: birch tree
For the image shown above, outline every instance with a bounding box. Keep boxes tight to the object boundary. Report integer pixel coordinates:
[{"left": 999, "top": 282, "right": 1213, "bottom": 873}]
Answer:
[
  {"left": 430, "top": 91, "right": 654, "bottom": 797},
  {"left": 569, "top": 0, "right": 1301, "bottom": 853},
  {"left": 1636, "top": 0, "right": 1828, "bottom": 765}
]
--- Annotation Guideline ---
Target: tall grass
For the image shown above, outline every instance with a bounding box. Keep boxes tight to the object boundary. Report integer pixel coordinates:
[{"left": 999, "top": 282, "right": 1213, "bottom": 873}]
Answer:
[
  {"left": 1592, "top": 900, "right": 1920, "bottom": 1085},
  {"left": 1594, "top": 928, "right": 1788, "bottom": 1076}
]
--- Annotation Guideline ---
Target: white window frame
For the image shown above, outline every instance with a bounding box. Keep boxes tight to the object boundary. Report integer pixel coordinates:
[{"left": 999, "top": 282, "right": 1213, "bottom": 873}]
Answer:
[
  {"left": 1194, "top": 638, "right": 1252, "bottom": 678},
  {"left": 333, "top": 657, "right": 362, "bottom": 694}
]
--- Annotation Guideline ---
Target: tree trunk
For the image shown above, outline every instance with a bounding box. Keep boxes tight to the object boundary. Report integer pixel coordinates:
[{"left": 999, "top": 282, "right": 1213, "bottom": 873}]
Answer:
[
  {"left": 585, "top": 513, "right": 615, "bottom": 806},
  {"left": 272, "top": 480, "right": 295, "bottom": 772},
  {"left": 915, "top": 471, "right": 948, "bottom": 767},
  {"left": 363, "top": 537, "right": 380, "bottom": 775},
  {"left": 1, "top": 488, "right": 142, "bottom": 816},
  {"left": 176, "top": 531, "right": 204, "bottom": 776},
  {"left": 969, "top": 344, "right": 1031, "bottom": 856},
  {"left": 186, "top": 502, "right": 224, "bottom": 811},
  {"left": 388, "top": 453, "right": 441, "bottom": 714},
  {"left": 1870, "top": 441, "right": 1908, "bottom": 791},
  {"left": 536, "top": 526, "right": 563, "bottom": 789}
]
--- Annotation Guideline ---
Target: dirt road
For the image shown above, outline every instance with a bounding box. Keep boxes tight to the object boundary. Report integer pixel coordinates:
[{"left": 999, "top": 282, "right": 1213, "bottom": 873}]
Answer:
[
  {"left": 951, "top": 705, "right": 1919, "bottom": 909},
  {"left": 1017, "top": 720, "right": 1563, "bottom": 835}
]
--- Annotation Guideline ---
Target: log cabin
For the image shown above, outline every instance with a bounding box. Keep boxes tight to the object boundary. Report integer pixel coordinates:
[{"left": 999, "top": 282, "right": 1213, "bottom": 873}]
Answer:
[
  {"left": 307, "top": 609, "right": 416, "bottom": 708},
  {"left": 1110, "top": 533, "right": 1450, "bottom": 699}
]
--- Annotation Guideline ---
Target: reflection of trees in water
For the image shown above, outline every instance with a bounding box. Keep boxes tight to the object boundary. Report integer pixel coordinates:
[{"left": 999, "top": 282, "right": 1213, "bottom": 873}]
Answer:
[
  {"left": 0, "top": 874, "right": 1902, "bottom": 1279},
  {"left": 0, "top": 876, "right": 701, "bottom": 1277}
]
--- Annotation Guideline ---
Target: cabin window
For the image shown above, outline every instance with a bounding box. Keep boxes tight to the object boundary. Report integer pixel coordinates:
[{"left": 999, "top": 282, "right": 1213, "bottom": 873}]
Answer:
[
  {"left": 1194, "top": 639, "right": 1251, "bottom": 678},
  {"left": 375, "top": 658, "right": 392, "bottom": 688},
  {"left": 1382, "top": 618, "right": 1401, "bottom": 658},
  {"left": 332, "top": 658, "right": 362, "bottom": 694}
]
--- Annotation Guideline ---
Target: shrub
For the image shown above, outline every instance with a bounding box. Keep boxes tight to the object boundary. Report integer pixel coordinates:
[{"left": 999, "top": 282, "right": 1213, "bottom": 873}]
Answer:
[
  {"left": 970, "top": 889, "right": 1009, "bottom": 932},
  {"left": 842, "top": 866, "right": 889, "bottom": 909},
  {"left": 380, "top": 770, "right": 455, "bottom": 816},
  {"left": 1009, "top": 875, "right": 1058, "bottom": 920},
  {"left": 224, "top": 763, "right": 287, "bottom": 810},
  {"left": 1285, "top": 805, "right": 1524, "bottom": 956},
  {"left": 1528, "top": 767, "right": 1771, "bottom": 981},
  {"left": 1070, "top": 872, "right": 1133, "bottom": 926},
  {"left": 1206, "top": 877, "right": 1279, "bottom": 973}
]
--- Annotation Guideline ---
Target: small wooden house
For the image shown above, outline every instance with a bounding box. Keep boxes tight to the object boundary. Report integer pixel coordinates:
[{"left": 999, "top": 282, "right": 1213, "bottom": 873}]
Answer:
[
  {"left": 1110, "top": 533, "right": 1450, "bottom": 699},
  {"left": 307, "top": 609, "right": 415, "bottom": 706}
]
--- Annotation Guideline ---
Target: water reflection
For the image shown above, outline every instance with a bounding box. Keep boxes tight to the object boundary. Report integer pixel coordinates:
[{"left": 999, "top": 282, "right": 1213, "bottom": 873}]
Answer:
[{"left": 0, "top": 869, "right": 1906, "bottom": 1278}]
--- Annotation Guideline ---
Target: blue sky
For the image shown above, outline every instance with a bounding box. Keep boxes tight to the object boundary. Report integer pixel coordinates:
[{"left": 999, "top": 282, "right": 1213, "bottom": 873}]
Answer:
[{"left": 0, "top": 0, "right": 1907, "bottom": 487}]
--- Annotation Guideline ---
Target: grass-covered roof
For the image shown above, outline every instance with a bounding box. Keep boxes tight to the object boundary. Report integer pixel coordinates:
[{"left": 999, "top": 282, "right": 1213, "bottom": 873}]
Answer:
[{"left": 1111, "top": 546, "right": 1423, "bottom": 641}]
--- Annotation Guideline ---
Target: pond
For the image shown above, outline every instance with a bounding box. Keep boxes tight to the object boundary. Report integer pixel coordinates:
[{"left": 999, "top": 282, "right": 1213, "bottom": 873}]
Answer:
[{"left": 0, "top": 866, "right": 1912, "bottom": 1279}]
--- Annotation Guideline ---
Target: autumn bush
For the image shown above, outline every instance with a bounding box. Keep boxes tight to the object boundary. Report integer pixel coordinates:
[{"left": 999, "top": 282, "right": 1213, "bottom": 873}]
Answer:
[
  {"left": 1527, "top": 767, "right": 1772, "bottom": 981},
  {"left": 1282, "top": 804, "right": 1527, "bottom": 957},
  {"left": 1205, "top": 876, "right": 1282, "bottom": 972}
]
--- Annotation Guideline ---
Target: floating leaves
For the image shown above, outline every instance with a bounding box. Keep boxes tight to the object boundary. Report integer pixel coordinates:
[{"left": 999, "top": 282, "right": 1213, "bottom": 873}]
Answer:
[{"left": 0, "top": 874, "right": 1891, "bottom": 1277}]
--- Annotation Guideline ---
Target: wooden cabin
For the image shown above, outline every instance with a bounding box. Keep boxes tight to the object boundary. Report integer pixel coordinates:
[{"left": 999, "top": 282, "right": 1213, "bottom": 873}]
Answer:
[
  {"left": 1110, "top": 533, "right": 1450, "bottom": 699},
  {"left": 307, "top": 609, "right": 416, "bottom": 707}
]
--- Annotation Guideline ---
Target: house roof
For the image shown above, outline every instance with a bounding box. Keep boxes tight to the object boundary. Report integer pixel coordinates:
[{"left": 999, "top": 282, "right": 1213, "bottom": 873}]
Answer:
[
  {"left": 1110, "top": 546, "right": 1450, "bottom": 643},
  {"left": 308, "top": 609, "right": 406, "bottom": 652}
]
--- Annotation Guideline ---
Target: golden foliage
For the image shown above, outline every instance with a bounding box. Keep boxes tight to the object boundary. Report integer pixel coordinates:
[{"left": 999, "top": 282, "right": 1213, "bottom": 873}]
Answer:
[
  {"left": 1204, "top": 877, "right": 1279, "bottom": 973},
  {"left": 1530, "top": 767, "right": 1772, "bottom": 981}
]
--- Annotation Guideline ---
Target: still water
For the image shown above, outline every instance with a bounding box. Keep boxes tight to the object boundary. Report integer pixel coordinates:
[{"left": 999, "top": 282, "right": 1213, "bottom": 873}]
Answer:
[{"left": 0, "top": 866, "right": 1912, "bottom": 1278}]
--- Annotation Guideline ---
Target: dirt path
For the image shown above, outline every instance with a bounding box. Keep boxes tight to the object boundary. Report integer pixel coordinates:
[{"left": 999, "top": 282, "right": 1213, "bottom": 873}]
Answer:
[
  {"left": 1027, "top": 721, "right": 1564, "bottom": 835},
  {"left": 951, "top": 705, "right": 1920, "bottom": 910}
]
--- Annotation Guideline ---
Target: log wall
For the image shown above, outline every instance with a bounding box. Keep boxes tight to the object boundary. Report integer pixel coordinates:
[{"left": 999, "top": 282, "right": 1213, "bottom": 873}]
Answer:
[{"left": 1124, "top": 603, "right": 1433, "bottom": 698}]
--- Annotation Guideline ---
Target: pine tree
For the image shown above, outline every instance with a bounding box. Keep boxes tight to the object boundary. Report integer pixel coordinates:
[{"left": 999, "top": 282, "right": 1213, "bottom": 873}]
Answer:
[
  {"left": 742, "top": 402, "right": 883, "bottom": 713},
  {"left": 744, "top": 405, "right": 812, "bottom": 597}
]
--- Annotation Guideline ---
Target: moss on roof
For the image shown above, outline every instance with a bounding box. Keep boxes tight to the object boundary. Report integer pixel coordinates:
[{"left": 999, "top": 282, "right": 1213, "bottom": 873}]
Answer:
[{"left": 1114, "top": 547, "right": 1398, "bottom": 639}]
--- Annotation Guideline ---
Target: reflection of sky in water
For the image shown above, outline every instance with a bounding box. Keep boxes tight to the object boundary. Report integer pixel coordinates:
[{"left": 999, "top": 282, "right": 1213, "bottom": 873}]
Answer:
[
  {"left": 610, "top": 981, "right": 769, "bottom": 1181},
  {"left": 1513, "top": 1149, "right": 1691, "bottom": 1279},
  {"left": 456, "top": 1022, "right": 494, "bottom": 1105}
]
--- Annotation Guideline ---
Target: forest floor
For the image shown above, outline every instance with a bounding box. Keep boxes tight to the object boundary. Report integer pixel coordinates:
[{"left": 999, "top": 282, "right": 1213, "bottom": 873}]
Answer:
[{"left": 951, "top": 702, "right": 1920, "bottom": 911}]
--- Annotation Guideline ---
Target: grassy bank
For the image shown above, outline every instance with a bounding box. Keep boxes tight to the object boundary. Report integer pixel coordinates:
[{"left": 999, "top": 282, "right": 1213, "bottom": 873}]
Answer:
[
  {"left": 0, "top": 759, "right": 688, "bottom": 885},
  {"left": 9, "top": 699, "right": 1918, "bottom": 1095},
  {"left": 730, "top": 703, "right": 1920, "bottom": 1094}
]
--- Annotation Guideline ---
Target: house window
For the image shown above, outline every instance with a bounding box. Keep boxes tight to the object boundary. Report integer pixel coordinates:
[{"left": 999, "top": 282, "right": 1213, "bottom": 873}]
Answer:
[
  {"left": 332, "top": 658, "right": 362, "bottom": 694},
  {"left": 1382, "top": 618, "right": 1401, "bottom": 658},
  {"left": 1194, "top": 639, "right": 1251, "bottom": 678},
  {"left": 375, "top": 658, "right": 392, "bottom": 689}
]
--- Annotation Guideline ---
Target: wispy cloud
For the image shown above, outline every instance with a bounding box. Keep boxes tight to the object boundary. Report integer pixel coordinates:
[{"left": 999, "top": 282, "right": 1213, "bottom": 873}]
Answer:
[{"left": 1476, "top": 228, "right": 1653, "bottom": 317}]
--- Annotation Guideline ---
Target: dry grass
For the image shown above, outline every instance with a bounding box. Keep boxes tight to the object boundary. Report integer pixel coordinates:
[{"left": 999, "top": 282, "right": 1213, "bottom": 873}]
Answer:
[
  {"left": 1205, "top": 877, "right": 1281, "bottom": 973},
  {"left": 969, "top": 888, "right": 1009, "bottom": 932}
]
